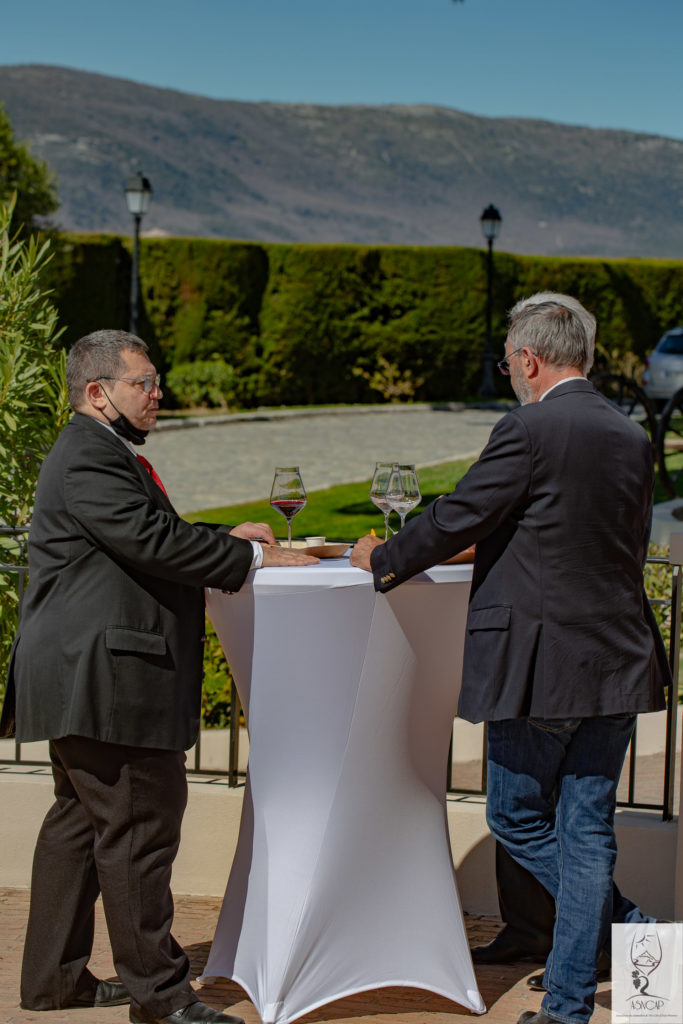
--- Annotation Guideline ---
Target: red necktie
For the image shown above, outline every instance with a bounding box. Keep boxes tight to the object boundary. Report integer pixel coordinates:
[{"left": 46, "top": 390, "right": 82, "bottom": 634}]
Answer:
[{"left": 136, "top": 454, "right": 168, "bottom": 497}]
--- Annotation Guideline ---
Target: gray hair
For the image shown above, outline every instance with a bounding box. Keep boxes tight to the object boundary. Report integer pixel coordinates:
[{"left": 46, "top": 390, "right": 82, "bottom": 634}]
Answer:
[
  {"left": 507, "top": 301, "right": 593, "bottom": 375},
  {"left": 510, "top": 291, "right": 596, "bottom": 342},
  {"left": 67, "top": 330, "right": 149, "bottom": 410}
]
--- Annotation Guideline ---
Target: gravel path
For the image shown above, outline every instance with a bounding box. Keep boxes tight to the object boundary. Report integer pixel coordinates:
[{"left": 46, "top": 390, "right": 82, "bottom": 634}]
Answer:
[{"left": 143, "top": 405, "right": 508, "bottom": 514}]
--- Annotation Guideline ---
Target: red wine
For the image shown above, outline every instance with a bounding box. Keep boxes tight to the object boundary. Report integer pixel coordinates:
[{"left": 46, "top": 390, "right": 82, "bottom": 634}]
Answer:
[{"left": 271, "top": 498, "right": 306, "bottom": 520}]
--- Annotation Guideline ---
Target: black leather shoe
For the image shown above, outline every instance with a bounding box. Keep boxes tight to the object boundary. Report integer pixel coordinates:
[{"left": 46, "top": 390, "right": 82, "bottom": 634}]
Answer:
[
  {"left": 471, "top": 930, "right": 548, "bottom": 964},
  {"left": 518, "top": 1012, "right": 557, "bottom": 1024},
  {"left": 130, "top": 1000, "right": 245, "bottom": 1024},
  {"left": 70, "top": 979, "right": 130, "bottom": 1007}
]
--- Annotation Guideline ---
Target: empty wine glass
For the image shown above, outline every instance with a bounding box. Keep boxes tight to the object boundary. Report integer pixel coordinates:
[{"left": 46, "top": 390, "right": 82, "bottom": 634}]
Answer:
[
  {"left": 386, "top": 464, "right": 421, "bottom": 529},
  {"left": 270, "top": 466, "right": 306, "bottom": 548},
  {"left": 369, "top": 462, "right": 397, "bottom": 540}
]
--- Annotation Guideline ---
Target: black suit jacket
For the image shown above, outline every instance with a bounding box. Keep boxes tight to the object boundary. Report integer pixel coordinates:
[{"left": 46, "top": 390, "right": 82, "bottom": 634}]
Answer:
[
  {"left": 372, "top": 380, "right": 670, "bottom": 723},
  {"left": 1, "top": 413, "right": 254, "bottom": 750}
]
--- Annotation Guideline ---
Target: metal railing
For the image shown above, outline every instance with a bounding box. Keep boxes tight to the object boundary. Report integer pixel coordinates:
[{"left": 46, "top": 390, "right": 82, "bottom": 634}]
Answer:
[
  {"left": 189, "top": 684, "right": 243, "bottom": 787},
  {"left": 0, "top": 526, "right": 29, "bottom": 609},
  {"left": 0, "top": 526, "right": 32, "bottom": 771},
  {"left": 1, "top": 542, "right": 681, "bottom": 815},
  {"left": 0, "top": 524, "right": 247, "bottom": 784}
]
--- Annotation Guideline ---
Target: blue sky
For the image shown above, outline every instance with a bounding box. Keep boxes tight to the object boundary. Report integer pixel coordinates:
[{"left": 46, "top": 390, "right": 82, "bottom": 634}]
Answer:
[{"left": 0, "top": 0, "right": 681, "bottom": 140}]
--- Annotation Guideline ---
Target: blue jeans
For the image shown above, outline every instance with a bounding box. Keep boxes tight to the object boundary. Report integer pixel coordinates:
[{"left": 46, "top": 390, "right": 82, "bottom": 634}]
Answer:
[{"left": 486, "top": 715, "right": 651, "bottom": 1024}]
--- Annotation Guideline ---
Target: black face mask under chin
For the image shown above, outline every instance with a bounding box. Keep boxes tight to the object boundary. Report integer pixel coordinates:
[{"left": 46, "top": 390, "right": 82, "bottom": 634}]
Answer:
[
  {"left": 100, "top": 387, "right": 149, "bottom": 446},
  {"left": 104, "top": 410, "right": 149, "bottom": 446}
]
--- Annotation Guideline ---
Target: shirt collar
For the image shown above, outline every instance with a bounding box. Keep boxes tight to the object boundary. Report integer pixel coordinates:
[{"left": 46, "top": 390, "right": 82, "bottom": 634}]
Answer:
[
  {"left": 92, "top": 416, "right": 138, "bottom": 456},
  {"left": 539, "top": 376, "right": 587, "bottom": 402}
]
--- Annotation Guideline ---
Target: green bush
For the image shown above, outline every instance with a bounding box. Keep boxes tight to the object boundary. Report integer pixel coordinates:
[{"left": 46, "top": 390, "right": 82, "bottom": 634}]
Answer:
[
  {"left": 352, "top": 355, "right": 425, "bottom": 402},
  {"left": 0, "top": 195, "right": 69, "bottom": 691},
  {"left": 41, "top": 234, "right": 131, "bottom": 349},
  {"left": 42, "top": 234, "right": 683, "bottom": 409},
  {"left": 645, "top": 544, "right": 674, "bottom": 657},
  {"left": 202, "top": 617, "right": 241, "bottom": 728},
  {"left": 644, "top": 543, "right": 683, "bottom": 702},
  {"left": 165, "top": 356, "right": 237, "bottom": 409}
]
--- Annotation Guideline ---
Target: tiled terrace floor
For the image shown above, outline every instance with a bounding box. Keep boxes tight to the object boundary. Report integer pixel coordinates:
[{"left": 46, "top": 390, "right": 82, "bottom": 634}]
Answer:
[{"left": 0, "top": 888, "right": 614, "bottom": 1024}]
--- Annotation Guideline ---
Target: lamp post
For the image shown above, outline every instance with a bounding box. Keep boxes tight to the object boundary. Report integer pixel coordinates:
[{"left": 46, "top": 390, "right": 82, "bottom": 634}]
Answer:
[
  {"left": 124, "top": 172, "right": 153, "bottom": 336},
  {"left": 479, "top": 203, "right": 502, "bottom": 399}
]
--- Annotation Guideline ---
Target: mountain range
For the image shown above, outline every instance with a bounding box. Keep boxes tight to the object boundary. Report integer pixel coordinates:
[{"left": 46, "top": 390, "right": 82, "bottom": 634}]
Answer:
[{"left": 1, "top": 63, "right": 682, "bottom": 259}]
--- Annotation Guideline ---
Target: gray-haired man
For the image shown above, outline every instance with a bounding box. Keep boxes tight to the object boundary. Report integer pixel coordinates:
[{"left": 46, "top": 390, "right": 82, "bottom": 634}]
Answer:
[{"left": 352, "top": 297, "right": 668, "bottom": 1024}]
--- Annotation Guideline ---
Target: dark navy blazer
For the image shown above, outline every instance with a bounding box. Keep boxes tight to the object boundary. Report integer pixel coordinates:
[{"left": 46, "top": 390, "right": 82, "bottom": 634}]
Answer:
[{"left": 371, "top": 380, "right": 670, "bottom": 723}]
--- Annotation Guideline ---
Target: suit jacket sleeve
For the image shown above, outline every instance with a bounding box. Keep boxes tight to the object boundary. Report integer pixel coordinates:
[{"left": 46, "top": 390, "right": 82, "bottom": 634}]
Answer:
[
  {"left": 371, "top": 411, "right": 532, "bottom": 591},
  {"left": 64, "top": 446, "right": 253, "bottom": 591}
]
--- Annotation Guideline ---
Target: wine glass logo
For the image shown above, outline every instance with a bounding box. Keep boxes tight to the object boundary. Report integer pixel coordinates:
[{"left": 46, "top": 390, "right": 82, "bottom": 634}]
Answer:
[{"left": 630, "top": 925, "right": 662, "bottom": 998}]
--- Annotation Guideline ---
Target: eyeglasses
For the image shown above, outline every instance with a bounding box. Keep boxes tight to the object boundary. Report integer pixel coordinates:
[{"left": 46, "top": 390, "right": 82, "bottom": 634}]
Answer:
[
  {"left": 497, "top": 347, "right": 537, "bottom": 375},
  {"left": 92, "top": 373, "right": 161, "bottom": 394}
]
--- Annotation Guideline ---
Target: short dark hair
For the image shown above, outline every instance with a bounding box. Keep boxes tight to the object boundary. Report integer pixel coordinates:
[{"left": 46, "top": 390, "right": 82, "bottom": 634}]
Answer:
[{"left": 66, "top": 330, "right": 149, "bottom": 410}]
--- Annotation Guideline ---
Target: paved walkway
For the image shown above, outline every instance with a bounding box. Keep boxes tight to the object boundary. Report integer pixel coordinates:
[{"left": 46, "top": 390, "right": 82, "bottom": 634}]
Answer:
[
  {"left": 0, "top": 888, "right": 614, "bottom": 1024},
  {"left": 144, "top": 405, "right": 507, "bottom": 514}
]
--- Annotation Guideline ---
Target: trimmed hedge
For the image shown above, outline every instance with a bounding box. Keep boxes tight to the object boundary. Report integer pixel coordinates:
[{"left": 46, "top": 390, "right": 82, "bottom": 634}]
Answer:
[{"left": 42, "top": 235, "right": 683, "bottom": 406}]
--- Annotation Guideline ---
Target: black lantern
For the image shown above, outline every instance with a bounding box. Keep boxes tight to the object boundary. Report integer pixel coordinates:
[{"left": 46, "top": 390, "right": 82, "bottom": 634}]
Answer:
[
  {"left": 479, "top": 204, "right": 502, "bottom": 398},
  {"left": 124, "top": 173, "right": 153, "bottom": 335}
]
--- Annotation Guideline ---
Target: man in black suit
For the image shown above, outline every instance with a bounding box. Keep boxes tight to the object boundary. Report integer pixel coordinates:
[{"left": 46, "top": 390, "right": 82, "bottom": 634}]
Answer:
[
  {"left": 0, "top": 330, "right": 317, "bottom": 1024},
  {"left": 351, "top": 299, "right": 669, "bottom": 1024}
]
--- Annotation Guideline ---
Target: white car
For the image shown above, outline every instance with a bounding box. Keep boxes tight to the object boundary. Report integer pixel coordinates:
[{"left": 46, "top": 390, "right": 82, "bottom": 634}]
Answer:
[{"left": 642, "top": 327, "right": 683, "bottom": 407}]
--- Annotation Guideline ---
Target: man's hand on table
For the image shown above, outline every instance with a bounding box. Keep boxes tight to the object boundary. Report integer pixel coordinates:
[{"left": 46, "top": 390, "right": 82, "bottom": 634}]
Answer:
[
  {"left": 230, "top": 521, "right": 277, "bottom": 544},
  {"left": 229, "top": 522, "right": 319, "bottom": 565},
  {"left": 350, "top": 534, "right": 384, "bottom": 572},
  {"left": 260, "top": 545, "right": 319, "bottom": 566}
]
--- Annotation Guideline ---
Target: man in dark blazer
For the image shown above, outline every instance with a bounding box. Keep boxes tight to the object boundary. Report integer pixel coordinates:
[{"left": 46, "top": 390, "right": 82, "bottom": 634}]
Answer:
[
  {"left": 351, "top": 299, "right": 670, "bottom": 1024},
  {"left": 0, "top": 330, "right": 316, "bottom": 1024},
  {"left": 469, "top": 294, "right": 601, "bottom": 981}
]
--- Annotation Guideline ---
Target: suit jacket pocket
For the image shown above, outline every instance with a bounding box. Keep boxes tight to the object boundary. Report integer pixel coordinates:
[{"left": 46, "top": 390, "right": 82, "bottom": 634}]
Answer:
[
  {"left": 105, "top": 626, "right": 167, "bottom": 656},
  {"left": 467, "top": 605, "right": 511, "bottom": 631},
  {"left": 460, "top": 604, "right": 536, "bottom": 722}
]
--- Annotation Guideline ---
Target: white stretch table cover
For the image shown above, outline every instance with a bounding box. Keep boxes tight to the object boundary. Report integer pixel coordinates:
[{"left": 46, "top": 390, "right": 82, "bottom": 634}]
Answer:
[{"left": 200, "top": 559, "right": 485, "bottom": 1024}]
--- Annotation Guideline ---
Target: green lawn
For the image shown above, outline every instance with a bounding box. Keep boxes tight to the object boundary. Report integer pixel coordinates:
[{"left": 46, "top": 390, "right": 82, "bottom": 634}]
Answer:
[
  {"left": 187, "top": 450, "right": 679, "bottom": 540},
  {"left": 186, "top": 458, "right": 476, "bottom": 541}
]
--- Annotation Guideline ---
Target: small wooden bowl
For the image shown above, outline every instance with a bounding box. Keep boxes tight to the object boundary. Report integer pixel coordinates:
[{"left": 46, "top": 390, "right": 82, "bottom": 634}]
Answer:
[{"left": 303, "top": 542, "right": 350, "bottom": 558}]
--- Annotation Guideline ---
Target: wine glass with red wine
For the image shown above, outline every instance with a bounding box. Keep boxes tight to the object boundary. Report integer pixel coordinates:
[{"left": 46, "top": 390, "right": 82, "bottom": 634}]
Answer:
[{"left": 270, "top": 466, "right": 307, "bottom": 548}]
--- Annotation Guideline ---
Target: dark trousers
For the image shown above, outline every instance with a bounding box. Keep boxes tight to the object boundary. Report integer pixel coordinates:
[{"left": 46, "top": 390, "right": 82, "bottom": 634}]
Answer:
[{"left": 21, "top": 735, "right": 197, "bottom": 1018}]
